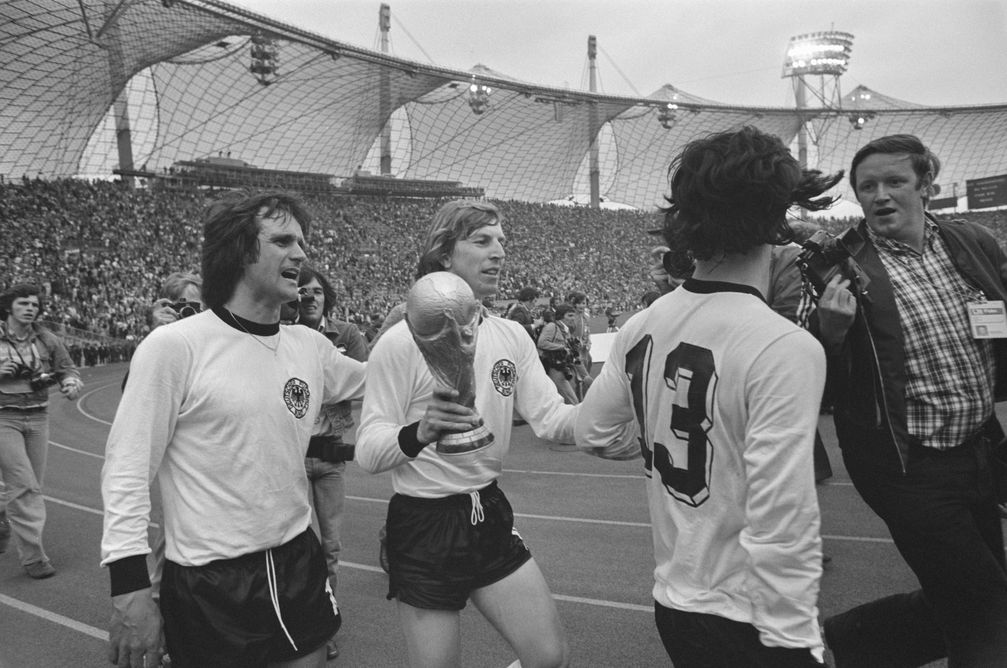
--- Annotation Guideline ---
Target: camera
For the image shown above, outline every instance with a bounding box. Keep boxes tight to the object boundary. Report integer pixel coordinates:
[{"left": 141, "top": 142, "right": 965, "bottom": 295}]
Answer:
[
  {"left": 168, "top": 300, "right": 202, "bottom": 319},
  {"left": 540, "top": 349, "right": 575, "bottom": 378},
  {"left": 796, "top": 229, "right": 871, "bottom": 297},
  {"left": 14, "top": 365, "right": 59, "bottom": 391},
  {"left": 29, "top": 372, "right": 59, "bottom": 391}
]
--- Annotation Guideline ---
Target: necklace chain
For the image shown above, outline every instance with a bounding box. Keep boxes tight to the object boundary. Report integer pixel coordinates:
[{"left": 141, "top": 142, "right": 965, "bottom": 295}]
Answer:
[{"left": 226, "top": 309, "right": 280, "bottom": 354}]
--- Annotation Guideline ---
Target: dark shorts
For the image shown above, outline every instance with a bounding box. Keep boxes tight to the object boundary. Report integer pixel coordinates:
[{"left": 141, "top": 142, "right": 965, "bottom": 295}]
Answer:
[
  {"left": 655, "top": 602, "right": 821, "bottom": 667},
  {"left": 160, "top": 529, "right": 337, "bottom": 668},
  {"left": 386, "top": 480, "right": 531, "bottom": 610}
]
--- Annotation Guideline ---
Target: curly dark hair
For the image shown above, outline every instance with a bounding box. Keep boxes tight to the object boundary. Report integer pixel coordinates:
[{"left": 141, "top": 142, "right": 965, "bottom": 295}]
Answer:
[
  {"left": 660, "top": 126, "right": 842, "bottom": 262},
  {"left": 200, "top": 190, "right": 312, "bottom": 309},
  {"left": 0, "top": 283, "right": 43, "bottom": 320},
  {"left": 297, "top": 264, "right": 337, "bottom": 318}
]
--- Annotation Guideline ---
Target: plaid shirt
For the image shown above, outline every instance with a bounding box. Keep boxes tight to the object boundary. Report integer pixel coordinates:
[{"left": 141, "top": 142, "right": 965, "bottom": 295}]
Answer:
[{"left": 868, "top": 220, "right": 995, "bottom": 449}]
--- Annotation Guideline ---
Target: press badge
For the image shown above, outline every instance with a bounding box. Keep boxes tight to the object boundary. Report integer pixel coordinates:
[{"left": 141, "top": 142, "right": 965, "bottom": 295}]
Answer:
[{"left": 967, "top": 300, "right": 1007, "bottom": 338}]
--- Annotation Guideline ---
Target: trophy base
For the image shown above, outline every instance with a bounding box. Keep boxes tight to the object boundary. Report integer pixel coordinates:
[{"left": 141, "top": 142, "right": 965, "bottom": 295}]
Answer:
[{"left": 436, "top": 424, "right": 495, "bottom": 455}]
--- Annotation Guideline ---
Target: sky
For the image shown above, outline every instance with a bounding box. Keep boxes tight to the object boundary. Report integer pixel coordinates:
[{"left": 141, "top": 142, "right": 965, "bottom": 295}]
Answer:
[{"left": 228, "top": 0, "right": 1007, "bottom": 108}]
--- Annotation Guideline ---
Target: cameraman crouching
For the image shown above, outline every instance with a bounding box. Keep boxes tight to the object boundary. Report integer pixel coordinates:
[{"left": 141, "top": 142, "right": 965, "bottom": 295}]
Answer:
[
  {"left": 0, "top": 283, "right": 82, "bottom": 578},
  {"left": 537, "top": 303, "right": 579, "bottom": 404}
]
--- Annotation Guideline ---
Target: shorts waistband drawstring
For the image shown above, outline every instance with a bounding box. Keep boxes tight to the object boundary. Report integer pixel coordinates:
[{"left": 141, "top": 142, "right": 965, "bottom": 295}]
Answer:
[
  {"left": 265, "top": 548, "right": 298, "bottom": 652},
  {"left": 469, "top": 490, "right": 485, "bottom": 525}
]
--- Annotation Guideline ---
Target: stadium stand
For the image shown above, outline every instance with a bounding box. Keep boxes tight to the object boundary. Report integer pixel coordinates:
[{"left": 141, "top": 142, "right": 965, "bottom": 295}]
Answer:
[
  {"left": 0, "top": 179, "right": 661, "bottom": 340},
  {"left": 4, "top": 178, "right": 1006, "bottom": 354}
]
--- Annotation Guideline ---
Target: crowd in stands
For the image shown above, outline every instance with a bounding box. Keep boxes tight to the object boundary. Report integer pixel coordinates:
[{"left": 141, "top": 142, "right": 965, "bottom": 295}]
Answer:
[{"left": 3, "top": 177, "right": 1006, "bottom": 352}]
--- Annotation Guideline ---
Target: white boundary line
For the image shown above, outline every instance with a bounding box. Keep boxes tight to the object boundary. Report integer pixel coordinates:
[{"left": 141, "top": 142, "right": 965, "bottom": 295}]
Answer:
[
  {"left": 45, "top": 493, "right": 892, "bottom": 544},
  {"left": 0, "top": 593, "right": 108, "bottom": 641},
  {"left": 50, "top": 440, "right": 103, "bottom": 459},
  {"left": 74, "top": 381, "right": 116, "bottom": 427}
]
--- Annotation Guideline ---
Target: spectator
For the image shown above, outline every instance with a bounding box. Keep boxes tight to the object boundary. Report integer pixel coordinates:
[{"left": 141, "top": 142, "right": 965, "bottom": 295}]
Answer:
[
  {"left": 296, "top": 264, "right": 369, "bottom": 662},
  {"left": 507, "top": 286, "right": 539, "bottom": 340},
  {"left": 0, "top": 282, "right": 82, "bottom": 578},
  {"left": 564, "top": 291, "right": 594, "bottom": 399},
  {"left": 537, "top": 303, "right": 580, "bottom": 405}
]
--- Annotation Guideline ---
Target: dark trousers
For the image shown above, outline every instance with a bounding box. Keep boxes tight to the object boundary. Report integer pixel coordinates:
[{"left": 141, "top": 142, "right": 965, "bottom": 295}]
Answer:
[
  {"left": 654, "top": 602, "right": 821, "bottom": 667},
  {"left": 825, "top": 432, "right": 1007, "bottom": 668}
]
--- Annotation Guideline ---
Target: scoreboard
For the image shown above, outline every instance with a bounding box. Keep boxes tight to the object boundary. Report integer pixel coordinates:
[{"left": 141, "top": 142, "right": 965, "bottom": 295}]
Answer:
[{"left": 967, "top": 174, "right": 1007, "bottom": 209}]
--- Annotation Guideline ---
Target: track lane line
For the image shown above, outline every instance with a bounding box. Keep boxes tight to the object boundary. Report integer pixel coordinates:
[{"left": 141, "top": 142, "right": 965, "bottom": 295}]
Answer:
[
  {"left": 0, "top": 593, "right": 109, "bottom": 641},
  {"left": 44, "top": 493, "right": 892, "bottom": 543}
]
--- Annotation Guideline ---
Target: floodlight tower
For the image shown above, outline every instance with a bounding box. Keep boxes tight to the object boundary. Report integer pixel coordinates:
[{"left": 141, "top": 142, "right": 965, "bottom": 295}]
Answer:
[
  {"left": 588, "top": 35, "right": 600, "bottom": 209},
  {"left": 782, "top": 31, "right": 854, "bottom": 168},
  {"left": 378, "top": 3, "right": 392, "bottom": 175}
]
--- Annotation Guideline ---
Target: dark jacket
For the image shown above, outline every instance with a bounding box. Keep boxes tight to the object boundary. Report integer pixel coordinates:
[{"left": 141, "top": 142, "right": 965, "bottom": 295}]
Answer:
[
  {"left": 0, "top": 322, "right": 80, "bottom": 409},
  {"left": 306, "top": 318, "right": 369, "bottom": 462},
  {"left": 507, "top": 302, "right": 536, "bottom": 340},
  {"left": 816, "top": 215, "right": 1007, "bottom": 473}
]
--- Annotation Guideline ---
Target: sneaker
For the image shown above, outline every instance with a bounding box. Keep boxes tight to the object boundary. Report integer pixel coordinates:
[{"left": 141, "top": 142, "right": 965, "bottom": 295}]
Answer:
[
  {"left": 0, "top": 516, "right": 10, "bottom": 554},
  {"left": 24, "top": 558, "right": 56, "bottom": 579}
]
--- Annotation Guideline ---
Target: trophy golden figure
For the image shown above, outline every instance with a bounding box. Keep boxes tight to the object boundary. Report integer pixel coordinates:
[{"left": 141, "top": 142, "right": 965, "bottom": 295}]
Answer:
[{"left": 406, "top": 272, "right": 495, "bottom": 455}]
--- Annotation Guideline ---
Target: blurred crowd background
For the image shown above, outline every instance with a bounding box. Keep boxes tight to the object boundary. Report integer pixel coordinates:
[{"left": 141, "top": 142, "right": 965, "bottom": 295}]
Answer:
[{"left": 3, "top": 177, "right": 1005, "bottom": 365}]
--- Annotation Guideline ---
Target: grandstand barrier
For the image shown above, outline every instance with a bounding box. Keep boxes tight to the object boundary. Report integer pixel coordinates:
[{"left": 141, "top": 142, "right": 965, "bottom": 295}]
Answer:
[{"left": 345, "top": 174, "right": 484, "bottom": 199}]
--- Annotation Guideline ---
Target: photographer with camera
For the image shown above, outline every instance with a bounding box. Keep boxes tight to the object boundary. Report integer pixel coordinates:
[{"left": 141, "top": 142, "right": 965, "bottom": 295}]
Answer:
[
  {"left": 147, "top": 272, "right": 203, "bottom": 330},
  {"left": 296, "top": 264, "right": 369, "bottom": 661},
  {"left": 811, "top": 135, "right": 1007, "bottom": 667},
  {"left": 565, "top": 291, "right": 594, "bottom": 399},
  {"left": 537, "top": 303, "right": 580, "bottom": 405},
  {"left": 0, "top": 283, "right": 82, "bottom": 578}
]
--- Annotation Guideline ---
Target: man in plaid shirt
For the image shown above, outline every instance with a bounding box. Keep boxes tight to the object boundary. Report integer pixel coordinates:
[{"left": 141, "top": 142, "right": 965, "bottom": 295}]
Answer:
[{"left": 813, "top": 135, "right": 1007, "bottom": 666}]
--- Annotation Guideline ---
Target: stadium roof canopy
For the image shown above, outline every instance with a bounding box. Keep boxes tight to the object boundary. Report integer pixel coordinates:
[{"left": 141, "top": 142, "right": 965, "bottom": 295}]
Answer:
[{"left": 4, "top": 0, "right": 1007, "bottom": 210}]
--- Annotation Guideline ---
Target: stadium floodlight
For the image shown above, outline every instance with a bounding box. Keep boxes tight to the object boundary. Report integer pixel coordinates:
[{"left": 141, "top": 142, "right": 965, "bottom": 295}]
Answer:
[
  {"left": 783, "top": 30, "right": 854, "bottom": 169},
  {"left": 782, "top": 31, "right": 854, "bottom": 77},
  {"left": 468, "top": 77, "right": 492, "bottom": 115},
  {"left": 849, "top": 112, "right": 875, "bottom": 130},
  {"left": 657, "top": 103, "right": 678, "bottom": 129},
  {"left": 249, "top": 33, "right": 279, "bottom": 86}
]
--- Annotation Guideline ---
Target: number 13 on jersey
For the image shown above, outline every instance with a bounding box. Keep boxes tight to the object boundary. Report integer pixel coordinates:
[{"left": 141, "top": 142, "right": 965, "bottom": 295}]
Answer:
[{"left": 626, "top": 336, "right": 718, "bottom": 507}]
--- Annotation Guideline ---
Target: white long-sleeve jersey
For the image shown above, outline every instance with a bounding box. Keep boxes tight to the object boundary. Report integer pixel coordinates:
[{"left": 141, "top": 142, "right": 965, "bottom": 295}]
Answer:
[
  {"left": 356, "top": 314, "right": 576, "bottom": 497},
  {"left": 101, "top": 310, "right": 366, "bottom": 568},
  {"left": 575, "top": 280, "right": 826, "bottom": 661}
]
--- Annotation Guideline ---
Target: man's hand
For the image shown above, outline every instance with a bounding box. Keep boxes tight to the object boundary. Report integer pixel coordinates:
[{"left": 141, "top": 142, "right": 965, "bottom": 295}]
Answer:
[
  {"left": 417, "top": 386, "right": 483, "bottom": 446},
  {"left": 648, "top": 246, "right": 675, "bottom": 294},
  {"left": 0, "top": 359, "right": 17, "bottom": 378},
  {"left": 148, "top": 299, "right": 179, "bottom": 329},
  {"left": 817, "top": 275, "right": 857, "bottom": 350},
  {"left": 60, "top": 378, "right": 82, "bottom": 400},
  {"left": 109, "top": 588, "right": 163, "bottom": 668}
]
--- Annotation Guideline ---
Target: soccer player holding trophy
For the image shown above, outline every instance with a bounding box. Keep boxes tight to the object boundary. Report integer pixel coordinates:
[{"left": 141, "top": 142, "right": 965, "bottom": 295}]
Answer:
[{"left": 357, "top": 200, "right": 585, "bottom": 668}]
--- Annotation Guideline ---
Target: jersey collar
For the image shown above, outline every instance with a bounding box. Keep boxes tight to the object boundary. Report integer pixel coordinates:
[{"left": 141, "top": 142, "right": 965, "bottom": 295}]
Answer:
[{"left": 682, "top": 277, "right": 766, "bottom": 303}]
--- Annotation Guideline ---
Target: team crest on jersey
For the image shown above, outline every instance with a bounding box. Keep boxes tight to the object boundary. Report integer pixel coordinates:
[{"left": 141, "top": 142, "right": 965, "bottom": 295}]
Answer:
[
  {"left": 283, "top": 378, "right": 310, "bottom": 418},
  {"left": 491, "top": 359, "right": 517, "bottom": 396}
]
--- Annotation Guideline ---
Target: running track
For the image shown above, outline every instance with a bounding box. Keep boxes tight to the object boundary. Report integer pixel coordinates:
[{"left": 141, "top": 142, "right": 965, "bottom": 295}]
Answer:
[{"left": 1, "top": 362, "right": 975, "bottom": 667}]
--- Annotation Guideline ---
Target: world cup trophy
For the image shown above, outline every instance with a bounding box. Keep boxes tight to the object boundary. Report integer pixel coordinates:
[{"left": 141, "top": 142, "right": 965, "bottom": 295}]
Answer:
[{"left": 406, "top": 272, "right": 495, "bottom": 455}]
